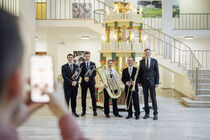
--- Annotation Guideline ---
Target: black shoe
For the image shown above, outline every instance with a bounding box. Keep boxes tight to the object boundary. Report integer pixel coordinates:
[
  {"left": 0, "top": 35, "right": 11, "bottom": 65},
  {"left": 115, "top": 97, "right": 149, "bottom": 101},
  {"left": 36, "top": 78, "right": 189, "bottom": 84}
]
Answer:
[
  {"left": 143, "top": 114, "right": 149, "bottom": 119},
  {"left": 73, "top": 113, "right": 79, "bottom": 117},
  {"left": 135, "top": 115, "right": 140, "bottom": 120},
  {"left": 153, "top": 115, "right": 158, "bottom": 120},
  {"left": 115, "top": 114, "right": 122, "bottom": 118},
  {"left": 93, "top": 111, "right": 97, "bottom": 116},
  {"left": 81, "top": 112, "right": 86, "bottom": 116},
  {"left": 105, "top": 115, "right": 110, "bottom": 118},
  {"left": 126, "top": 115, "right": 132, "bottom": 119}
]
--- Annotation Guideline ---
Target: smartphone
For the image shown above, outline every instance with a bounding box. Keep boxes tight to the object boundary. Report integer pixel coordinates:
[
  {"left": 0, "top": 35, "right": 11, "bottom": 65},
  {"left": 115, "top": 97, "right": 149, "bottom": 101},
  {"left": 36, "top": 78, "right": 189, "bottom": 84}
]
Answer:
[{"left": 30, "top": 55, "right": 54, "bottom": 102}]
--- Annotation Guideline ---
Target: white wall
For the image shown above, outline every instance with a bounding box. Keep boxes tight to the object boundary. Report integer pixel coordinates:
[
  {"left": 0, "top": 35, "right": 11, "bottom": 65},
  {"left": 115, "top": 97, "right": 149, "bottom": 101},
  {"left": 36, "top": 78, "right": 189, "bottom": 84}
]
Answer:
[
  {"left": 177, "top": 36, "right": 210, "bottom": 50},
  {"left": 44, "top": 37, "right": 102, "bottom": 77},
  {"left": 174, "top": 74, "right": 195, "bottom": 99},
  {"left": 180, "top": 0, "right": 210, "bottom": 13}
]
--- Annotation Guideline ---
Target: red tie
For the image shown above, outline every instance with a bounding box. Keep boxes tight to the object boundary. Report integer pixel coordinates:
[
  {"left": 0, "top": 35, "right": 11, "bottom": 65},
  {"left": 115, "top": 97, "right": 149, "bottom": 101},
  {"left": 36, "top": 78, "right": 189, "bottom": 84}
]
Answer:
[{"left": 70, "top": 64, "right": 73, "bottom": 72}]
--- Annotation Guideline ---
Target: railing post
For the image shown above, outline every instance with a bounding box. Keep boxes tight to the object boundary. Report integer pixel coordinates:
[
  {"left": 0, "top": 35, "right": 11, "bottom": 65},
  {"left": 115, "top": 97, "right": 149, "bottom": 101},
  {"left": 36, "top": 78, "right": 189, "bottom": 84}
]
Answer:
[{"left": 195, "top": 68, "right": 199, "bottom": 95}]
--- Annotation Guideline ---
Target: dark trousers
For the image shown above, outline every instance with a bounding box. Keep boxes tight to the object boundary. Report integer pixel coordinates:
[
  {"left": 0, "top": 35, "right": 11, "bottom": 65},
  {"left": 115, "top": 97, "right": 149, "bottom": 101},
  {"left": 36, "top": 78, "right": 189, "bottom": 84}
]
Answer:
[
  {"left": 104, "top": 89, "right": 119, "bottom": 116},
  {"left": 64, "top": 87, "right": 78, "bottom": 113},
  {"left": 125, "top": 90, "right": 140, "bottom": 116},
  {"left": 142, "top": 80, "right": 158, "bottom": 115},
  {"left": 81, "top": 84, "right": 97, "bottom": 112}
]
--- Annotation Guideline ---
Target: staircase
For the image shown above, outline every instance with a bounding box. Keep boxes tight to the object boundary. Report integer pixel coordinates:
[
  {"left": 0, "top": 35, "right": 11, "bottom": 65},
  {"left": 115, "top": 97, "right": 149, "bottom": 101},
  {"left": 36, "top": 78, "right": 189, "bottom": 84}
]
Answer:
[{"left": 181, "top": 70, "right": 210, "bottom": 107}]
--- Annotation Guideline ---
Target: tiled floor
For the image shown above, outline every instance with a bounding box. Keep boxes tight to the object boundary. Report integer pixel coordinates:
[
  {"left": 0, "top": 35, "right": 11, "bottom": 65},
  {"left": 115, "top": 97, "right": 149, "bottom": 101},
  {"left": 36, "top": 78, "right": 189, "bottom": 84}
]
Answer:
[{"left": 18, "top": 88, "right": 210, "bottom": 140}]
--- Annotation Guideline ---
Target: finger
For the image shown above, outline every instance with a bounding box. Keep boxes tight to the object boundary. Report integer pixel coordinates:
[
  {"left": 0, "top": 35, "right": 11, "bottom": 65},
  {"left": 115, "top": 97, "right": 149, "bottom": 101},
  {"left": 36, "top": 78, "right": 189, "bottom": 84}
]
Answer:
[
  {"left": 26, "top": 78, "right": 30, "bottom": 85},
  {"left": 25, "top": 91, "right": 32, "bottom": 105}
]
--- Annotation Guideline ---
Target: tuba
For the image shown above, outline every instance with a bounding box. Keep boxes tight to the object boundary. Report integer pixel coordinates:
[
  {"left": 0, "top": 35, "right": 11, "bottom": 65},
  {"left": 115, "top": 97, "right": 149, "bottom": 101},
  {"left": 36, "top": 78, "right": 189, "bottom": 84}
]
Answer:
[
  {"left": 96, "top": 67, "right": 121, "bottom": 99},
  {"left": 71, "top": 66, "right": 82, "bottom": 81}
]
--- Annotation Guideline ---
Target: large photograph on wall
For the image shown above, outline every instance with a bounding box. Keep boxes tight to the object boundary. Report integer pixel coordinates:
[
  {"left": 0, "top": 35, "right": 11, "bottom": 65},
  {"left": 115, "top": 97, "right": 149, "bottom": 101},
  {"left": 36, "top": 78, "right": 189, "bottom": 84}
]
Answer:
[
  {"left": 137, "top": 0, "right": 162, "bottom": 18},
  {"left": 73, "top": 51, "right": 85, "bottom": 66},
  {"left": 173, "top": 0, "right": 180, "bottom": 17},
  {"left": 72, "top": 3, "right": 92, "bottom": 18}
]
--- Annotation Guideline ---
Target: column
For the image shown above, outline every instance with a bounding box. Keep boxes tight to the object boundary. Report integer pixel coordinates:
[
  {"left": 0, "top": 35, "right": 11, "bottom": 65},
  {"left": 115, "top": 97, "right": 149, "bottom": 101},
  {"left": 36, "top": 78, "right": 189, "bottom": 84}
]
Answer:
[
  {"left": 19, "top": 0, "right": 36, "bottom": 78},
  {"left": 162, "top": 0, "right": 173, "bottom": 88},
  {"left": 162, "top": 0, "right": 173, "bottom": 35}
]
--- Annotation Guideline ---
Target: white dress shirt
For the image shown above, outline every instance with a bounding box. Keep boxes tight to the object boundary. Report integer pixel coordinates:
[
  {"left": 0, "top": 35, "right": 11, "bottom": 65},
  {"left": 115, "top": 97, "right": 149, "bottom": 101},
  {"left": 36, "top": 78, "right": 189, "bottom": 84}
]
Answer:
[
  {"left": 85, "top": 61, "right": 90, "bottom": 69},
  {"left": 68, "top": 63, "right": 73, "bottom": 70},
  {"left": 128, "top": 66, "right": 133, "bottom": 77},
  {"left": 145, "top": 57, "right": 151, "bottom": 69},
  {"left": 104, "top": 68, "right": 120, "bottom": 81}
]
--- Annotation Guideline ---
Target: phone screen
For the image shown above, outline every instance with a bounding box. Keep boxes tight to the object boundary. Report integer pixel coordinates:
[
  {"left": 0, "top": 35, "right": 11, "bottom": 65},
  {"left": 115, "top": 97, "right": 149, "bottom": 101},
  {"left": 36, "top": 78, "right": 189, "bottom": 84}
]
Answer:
[{"left": 30, "top": 55, "right": 54, "bottom": 102}]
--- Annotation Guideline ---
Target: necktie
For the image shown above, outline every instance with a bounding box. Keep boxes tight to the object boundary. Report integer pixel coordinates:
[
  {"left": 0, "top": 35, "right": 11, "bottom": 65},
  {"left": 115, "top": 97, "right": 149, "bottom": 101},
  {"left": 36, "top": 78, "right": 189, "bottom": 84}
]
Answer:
[
  {"left": 70, "top": 64, "right": 73, "bottom": 72},
  {"left": 147, "top": 59, "right": 149, "bottom": 69},
  {"left": 110, "top": 70, "right": 113, "bottom": 78},
  {"left": 86, "top": 62, "right": 89, "bottom": 70}
]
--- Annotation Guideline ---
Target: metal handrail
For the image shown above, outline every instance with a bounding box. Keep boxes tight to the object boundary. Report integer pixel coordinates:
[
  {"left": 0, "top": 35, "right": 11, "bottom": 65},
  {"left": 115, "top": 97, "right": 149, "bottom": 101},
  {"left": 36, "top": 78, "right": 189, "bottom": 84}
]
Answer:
[
  {"left": 143, "top": 23, "right": 201, "bottom": 68},
  {"left": 0, "top": 0, "right": 19, "bottom": 16},
  {"left": 174, "top": 13, "right": 210, "bottom": 30}
]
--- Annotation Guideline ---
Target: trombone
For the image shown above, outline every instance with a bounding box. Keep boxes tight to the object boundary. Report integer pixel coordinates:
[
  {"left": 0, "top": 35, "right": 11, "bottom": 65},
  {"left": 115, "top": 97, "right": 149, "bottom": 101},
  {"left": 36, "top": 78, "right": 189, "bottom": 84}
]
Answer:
[{"left": 125, "top": 68, "right": 139, "bottom": 110}]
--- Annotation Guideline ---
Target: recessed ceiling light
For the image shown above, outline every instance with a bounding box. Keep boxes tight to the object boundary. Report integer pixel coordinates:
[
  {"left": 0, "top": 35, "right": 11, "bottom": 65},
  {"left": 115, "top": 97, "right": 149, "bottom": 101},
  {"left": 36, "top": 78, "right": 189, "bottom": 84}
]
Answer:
[
  {"left": 81, "top": 36, "right": 90, "bottom": 40},
  {"left": 184, "top": 36, "right": 194, "bottom": 40}
]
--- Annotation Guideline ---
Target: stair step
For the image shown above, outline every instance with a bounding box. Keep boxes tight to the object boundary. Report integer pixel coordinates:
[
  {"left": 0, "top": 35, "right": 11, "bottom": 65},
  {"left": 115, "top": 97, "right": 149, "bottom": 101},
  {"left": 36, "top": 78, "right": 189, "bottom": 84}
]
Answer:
[
  {"left": 181, "top": 97, "right": 210, "bottom": 108},
  {"left": 194, "top": 95, "right": 210, "bottom": 101},
  {"left": 192, "top": 83, "right": 210, "bottom": 88},
  {"left": 196, "top": 89, "right": 210, "bottom": 95},
  {"left": 187, "top": 70, "right": 210, "bottom": 75},
  {"left": 191, "top": 79, "right": 210, "bottom": 83},
  {"left": 187, "top": 75, "right": 210, "bottom": 78}
]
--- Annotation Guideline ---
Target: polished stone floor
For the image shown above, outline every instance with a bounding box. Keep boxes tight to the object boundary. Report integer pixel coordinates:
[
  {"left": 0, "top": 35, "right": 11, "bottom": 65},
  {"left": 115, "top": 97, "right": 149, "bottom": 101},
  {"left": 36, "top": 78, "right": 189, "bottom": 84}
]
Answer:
[{"left": 18, "top": 88, "right": 210, "bottom": 140}]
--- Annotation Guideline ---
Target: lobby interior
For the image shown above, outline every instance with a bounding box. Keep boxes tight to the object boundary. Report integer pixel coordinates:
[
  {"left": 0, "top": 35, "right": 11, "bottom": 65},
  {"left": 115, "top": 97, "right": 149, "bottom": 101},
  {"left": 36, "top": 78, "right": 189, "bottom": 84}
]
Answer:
[{"left": 1, "top": 0, "right": 210, "bottom": 140}]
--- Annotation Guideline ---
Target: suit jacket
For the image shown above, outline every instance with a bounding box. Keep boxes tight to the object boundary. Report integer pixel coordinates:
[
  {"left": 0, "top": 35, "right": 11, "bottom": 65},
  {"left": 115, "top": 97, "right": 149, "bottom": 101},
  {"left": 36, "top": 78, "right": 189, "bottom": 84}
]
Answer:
[
  {"left": 122, "top": 67, "right": 137, "bottom": 93},
  {"left": 61, "top": 63, "right": 79, "bottom": 89},
  {"left": 80, "top": 61, "right": 96, "bottom": 86},
  {"left": 137, "top": 58, "right": 159, "bottom": 86}
]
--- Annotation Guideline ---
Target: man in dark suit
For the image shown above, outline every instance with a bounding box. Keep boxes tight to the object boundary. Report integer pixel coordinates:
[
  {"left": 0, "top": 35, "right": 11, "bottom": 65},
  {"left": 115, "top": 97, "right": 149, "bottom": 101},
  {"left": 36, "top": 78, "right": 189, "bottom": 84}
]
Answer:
[
  {"left": 80, "top": 51, "right": 97, "bottom": 116},
  {"left": 122, "top": 57, "right": 140, "bottom": 120},
  {"left": 61, "top": 53, "right": 80, "bottom": 117},
  {"left": 137, "top": 48, "right": 159, "bottom": 120}
]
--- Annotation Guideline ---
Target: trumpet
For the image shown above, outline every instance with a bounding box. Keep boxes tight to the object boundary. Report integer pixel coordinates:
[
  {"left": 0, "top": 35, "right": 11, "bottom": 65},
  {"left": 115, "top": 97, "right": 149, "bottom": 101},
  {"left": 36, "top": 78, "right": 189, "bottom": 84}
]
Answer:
[
  {"left": 84, "top": 65, "right": 95, "bottom": 77},
  {"left": 71, "top": 66, "right": 82, "bottom": 81},
  {"left": 96, "top": 67, "right": 121, "bottom": 99}
]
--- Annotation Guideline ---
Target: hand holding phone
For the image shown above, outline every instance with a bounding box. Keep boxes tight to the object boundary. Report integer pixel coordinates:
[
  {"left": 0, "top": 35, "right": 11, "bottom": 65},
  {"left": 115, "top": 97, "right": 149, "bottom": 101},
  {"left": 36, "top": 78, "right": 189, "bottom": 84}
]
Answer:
[{"left": 30, "top": 55, "right": 54, "bottom": 102}]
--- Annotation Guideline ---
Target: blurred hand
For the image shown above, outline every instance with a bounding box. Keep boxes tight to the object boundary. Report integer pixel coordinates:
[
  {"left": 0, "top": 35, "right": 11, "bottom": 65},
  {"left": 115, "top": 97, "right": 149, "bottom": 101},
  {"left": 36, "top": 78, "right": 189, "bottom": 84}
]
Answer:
[
  {"left": 103, "top": 84, "right": 108, "bottom": 88},
  {"left": 84, "top": 77, "right": 89, "bottom": 82},
  {"left": 131, "top": 81, "right": 135, "bottom": 85},
  {"left": 43, "top": 82, "right": 68, "bottom": 119},
  {"left": 72, "top": 81, "right": 77, "bottom": 86},
  {"left": 11, "top": 79, "right": 44, "bottom": 127},
  {"left": 126, "top": 81, "right": 131, "bottom": 87},
  {"left": 155, "top": 84, "right": 159, "bottom": 88}
]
